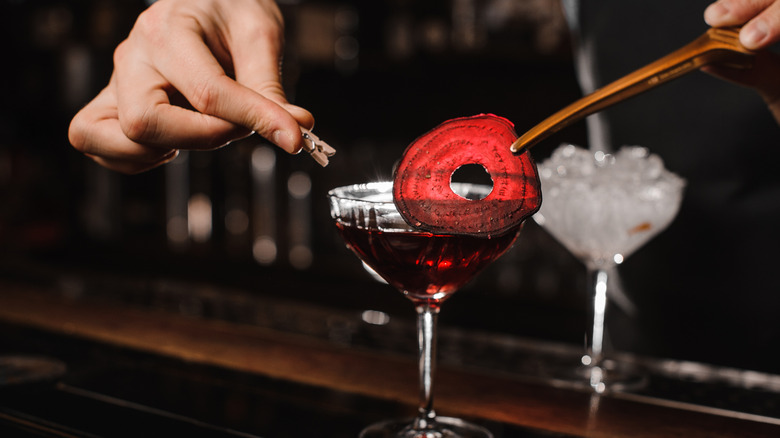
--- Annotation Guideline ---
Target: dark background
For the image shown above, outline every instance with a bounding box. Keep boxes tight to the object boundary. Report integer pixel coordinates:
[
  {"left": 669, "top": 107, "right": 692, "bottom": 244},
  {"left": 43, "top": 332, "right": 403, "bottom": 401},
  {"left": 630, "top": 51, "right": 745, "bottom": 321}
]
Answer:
[{"left": 3, "top": 0, "right": 773, "bottom": 375}]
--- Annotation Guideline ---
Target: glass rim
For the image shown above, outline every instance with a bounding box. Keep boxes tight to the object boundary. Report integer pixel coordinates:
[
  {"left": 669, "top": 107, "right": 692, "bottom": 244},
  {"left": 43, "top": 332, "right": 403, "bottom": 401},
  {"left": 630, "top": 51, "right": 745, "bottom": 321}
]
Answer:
[
  {"left": 327, "top": 181, "right": 495, "bottom": 203},
  {"left": 327, "top": 181, "right": 394, "bottom": 204}
]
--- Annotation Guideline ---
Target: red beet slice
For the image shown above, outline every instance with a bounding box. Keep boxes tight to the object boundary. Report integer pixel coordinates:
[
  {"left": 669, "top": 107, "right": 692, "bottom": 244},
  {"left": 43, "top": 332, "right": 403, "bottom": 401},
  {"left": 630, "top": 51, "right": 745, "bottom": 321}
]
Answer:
[{"left": 392, "top": 114, "right": 541, "bottom": 237}]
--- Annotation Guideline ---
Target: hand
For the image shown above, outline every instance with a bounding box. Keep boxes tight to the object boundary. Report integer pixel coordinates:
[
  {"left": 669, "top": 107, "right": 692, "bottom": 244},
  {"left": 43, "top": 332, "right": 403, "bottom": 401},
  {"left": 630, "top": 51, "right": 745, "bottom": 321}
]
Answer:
[
  {"left": 705, "top": 0, "right": 780, "bottom": 49},
  {"left": 68, "top": 0, "right": 314, "bottom": 174},
  {"left": 704, "top": 0, "right": 780, "bottom": 123}
]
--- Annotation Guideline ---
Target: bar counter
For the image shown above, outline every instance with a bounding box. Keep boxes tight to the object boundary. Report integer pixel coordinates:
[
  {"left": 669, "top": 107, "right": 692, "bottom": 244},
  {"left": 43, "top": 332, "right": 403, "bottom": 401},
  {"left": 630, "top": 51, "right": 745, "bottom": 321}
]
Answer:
[{"left": 2, "top": 279, "right": 779, "bottom": 438}]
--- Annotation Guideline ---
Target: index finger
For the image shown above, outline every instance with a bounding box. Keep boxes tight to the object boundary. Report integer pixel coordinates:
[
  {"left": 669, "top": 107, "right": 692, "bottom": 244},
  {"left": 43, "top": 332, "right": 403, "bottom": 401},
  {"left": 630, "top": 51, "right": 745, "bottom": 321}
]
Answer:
[
  {"left": 228, "top": 16, "right": 315, "bottom": 130},
  {"left": 154, "top": 30, "right": 305, "bottom": 154}
]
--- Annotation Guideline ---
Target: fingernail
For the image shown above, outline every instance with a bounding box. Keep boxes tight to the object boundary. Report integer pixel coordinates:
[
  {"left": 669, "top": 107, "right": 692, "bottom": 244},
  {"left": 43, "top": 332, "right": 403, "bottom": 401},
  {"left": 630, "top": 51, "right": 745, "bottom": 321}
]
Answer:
[
  {"left": 704, "top": 2, "right": 728, "bottom": 25},
  {"left": 272, "top": 130, "right": 297, "bottom": 153},
  {"left": 741, "top": 21, "right": 768, "bottom": 49}
]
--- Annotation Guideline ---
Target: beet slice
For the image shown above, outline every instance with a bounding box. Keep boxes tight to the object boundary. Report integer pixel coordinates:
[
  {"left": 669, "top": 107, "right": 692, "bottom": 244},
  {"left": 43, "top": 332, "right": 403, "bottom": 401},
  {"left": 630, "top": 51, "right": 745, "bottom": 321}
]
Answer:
[{"left": 392, "top": 114, "right": 541, "bottom": 237}]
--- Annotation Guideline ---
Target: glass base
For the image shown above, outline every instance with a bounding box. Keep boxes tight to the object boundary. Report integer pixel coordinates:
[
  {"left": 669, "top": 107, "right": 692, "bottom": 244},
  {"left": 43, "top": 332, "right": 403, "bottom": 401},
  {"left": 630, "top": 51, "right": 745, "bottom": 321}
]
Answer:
[
  {"left": 542, "top": 359, "right": 647, "bottom": 393},
  {"left": 0, "top": 355, "right": 67, "bottom": 387},
  {"left": 359, "top": 416, "right": 493, "bottom": 438}
]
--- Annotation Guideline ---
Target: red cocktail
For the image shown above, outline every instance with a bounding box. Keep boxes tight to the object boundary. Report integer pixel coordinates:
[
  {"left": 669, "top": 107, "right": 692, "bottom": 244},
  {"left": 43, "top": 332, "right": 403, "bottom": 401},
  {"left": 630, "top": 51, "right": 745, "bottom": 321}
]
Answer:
[
  {"left": 329, "top": 182, "right": 520, "bottom": 438},
  {"left": 335, "top": 222, "right": 519, "bottom": 305}
]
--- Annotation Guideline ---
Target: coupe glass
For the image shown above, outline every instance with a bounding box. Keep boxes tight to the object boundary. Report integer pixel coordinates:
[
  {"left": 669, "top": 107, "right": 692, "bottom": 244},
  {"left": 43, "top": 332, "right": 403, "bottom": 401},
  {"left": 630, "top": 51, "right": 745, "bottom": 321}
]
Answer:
[
  {"left": 533, "top": 144, "right": 685, "bottom": 393},
  {"left": 329, "top": 181, "right": 523, "bottom": 438}
]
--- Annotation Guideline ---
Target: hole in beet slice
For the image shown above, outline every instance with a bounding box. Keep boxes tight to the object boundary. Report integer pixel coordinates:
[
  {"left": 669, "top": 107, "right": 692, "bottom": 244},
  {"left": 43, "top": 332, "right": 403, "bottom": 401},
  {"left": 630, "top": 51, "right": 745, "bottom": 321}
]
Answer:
[
  {"left": 450, "top": 164, "right": 493, "bottom": 200},
  {"left": 392, "top": 114, "right": 542, "bottom": 237}
]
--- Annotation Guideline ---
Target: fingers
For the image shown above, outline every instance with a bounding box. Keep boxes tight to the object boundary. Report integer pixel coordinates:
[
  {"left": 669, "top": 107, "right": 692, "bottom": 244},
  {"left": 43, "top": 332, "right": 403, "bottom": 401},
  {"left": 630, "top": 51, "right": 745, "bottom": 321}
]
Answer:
[
  {"left": 113, "top": 41, "right": 252, "bottom": 149},
  {"left": 231, "top": 37, "right": 316, "bottom": 131},
  {"left": 69, "top": 77, "right": 247, "bottom": 174},
  {"left": 705, "top": 0, "right": 780, "bottom": 49},
  {"left": 187, "top": 74, "right": 307, "bottom": 154},
  {"left": 70, "top": 103, "right": 179, "bottom": 175},
  {"left": 282, "top": 104, "right": 315, "bottom": 131},
  {"left": 703, "top": 2, "right": 780, "bottom": 125},
  {"left": 137, "top": 19, "right": 307, "bottom": 154},
  {"left": 69, "top": 84, "right": 174, "bottom": 162},
  {"left": 705, "top": 0, "right": 774, "bottom": 25},
  {"left": 227, "top": 9, "right": 316, "bottom": 131},
  {"left": 70, "top": 0, "right": 319, "bottom": 175}
]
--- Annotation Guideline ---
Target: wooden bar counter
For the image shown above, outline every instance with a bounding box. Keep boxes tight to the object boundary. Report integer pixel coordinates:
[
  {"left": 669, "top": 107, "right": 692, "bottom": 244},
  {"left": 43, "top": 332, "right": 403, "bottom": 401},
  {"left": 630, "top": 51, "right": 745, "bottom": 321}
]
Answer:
[{"left": 1, "top": 281, "right": 779, "bottom": 437}]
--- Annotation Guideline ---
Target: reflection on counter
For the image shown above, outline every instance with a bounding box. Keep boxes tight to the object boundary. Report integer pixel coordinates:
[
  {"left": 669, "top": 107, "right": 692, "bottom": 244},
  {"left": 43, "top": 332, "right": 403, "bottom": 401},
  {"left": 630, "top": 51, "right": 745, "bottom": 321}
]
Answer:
[{"left": 3, "top": 272, "right": 780, "bottom": 427}]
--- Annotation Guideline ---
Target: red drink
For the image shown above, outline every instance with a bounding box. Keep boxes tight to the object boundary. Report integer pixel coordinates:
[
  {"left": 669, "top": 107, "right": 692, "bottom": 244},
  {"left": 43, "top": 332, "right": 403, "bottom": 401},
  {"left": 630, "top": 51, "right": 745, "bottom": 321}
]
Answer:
[
  {"left": 329, "top": 181, "right": 521, "bottom": 437},
  {"left": 336, "top": 222, "right": 520, "bottom": 304}
]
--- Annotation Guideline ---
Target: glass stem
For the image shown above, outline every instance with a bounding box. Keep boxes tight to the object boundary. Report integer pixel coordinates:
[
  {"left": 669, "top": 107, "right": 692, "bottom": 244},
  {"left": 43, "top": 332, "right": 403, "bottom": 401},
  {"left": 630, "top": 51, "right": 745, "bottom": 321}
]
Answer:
[
  {"left": 588, "top": 268, "right": 609, "bottom": 369},
  {"left": 413, "top": 303, "right": 439, "bottom": 430}
]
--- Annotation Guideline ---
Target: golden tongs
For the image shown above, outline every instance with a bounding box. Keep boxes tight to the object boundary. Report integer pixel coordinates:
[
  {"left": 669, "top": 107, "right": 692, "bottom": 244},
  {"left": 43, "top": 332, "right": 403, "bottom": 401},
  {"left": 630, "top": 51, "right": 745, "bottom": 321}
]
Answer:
[{"left": 510, "top": 27, "right": 755, "bottom": 154}]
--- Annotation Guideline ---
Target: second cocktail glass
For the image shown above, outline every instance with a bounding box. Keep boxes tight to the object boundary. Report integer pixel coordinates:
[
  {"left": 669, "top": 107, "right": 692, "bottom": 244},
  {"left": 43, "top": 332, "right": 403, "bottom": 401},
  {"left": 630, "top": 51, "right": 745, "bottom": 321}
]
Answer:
[
  {"left": 329, "top": 181, "right": 523, "bottom": 438},
  {"left": 533, "top": 144, "right": 685, "bottom": 393}
]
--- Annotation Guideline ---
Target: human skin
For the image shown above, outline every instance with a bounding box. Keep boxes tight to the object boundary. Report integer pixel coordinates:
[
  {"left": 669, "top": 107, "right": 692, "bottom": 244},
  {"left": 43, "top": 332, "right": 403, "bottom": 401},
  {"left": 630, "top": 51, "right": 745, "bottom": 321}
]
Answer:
[
  {"left": 704, "top": 0, "right": 780, "bottom": 123},
  {"left": 68, "top": 0, "right": 314, "bottom": 174}
]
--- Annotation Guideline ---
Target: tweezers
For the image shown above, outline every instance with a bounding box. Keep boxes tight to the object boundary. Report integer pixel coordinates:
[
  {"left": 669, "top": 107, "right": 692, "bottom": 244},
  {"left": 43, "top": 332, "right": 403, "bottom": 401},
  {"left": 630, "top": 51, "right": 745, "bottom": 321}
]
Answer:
[{"left": 510, "top": 27, "right": 755, "bottom": 154}]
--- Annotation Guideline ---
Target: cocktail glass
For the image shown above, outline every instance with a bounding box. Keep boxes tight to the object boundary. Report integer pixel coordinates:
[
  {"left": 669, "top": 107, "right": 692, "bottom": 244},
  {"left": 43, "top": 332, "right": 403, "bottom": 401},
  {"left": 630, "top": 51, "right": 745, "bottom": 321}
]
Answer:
[
  {"left": 533, "top": 144, "right": 685, "bottom": 393},
  {"left": 329, "top": 181, "right": 523, "bottom": 438}
]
